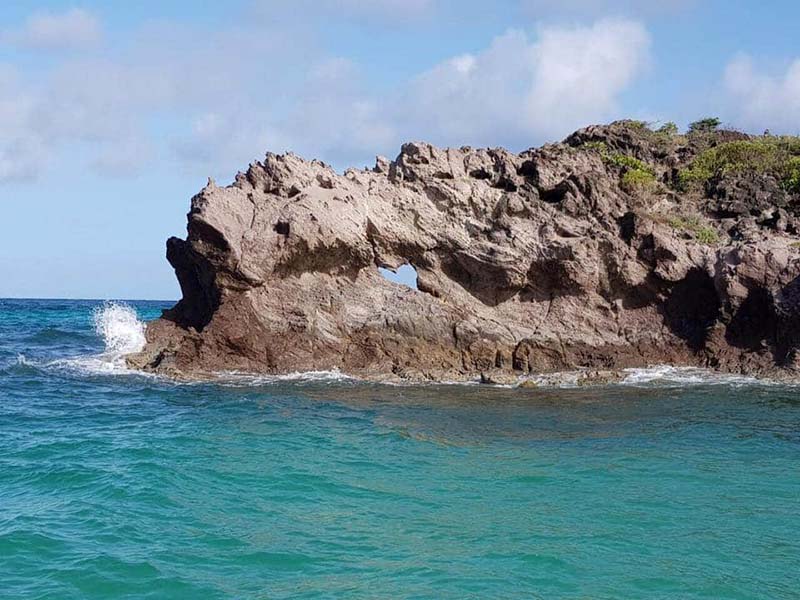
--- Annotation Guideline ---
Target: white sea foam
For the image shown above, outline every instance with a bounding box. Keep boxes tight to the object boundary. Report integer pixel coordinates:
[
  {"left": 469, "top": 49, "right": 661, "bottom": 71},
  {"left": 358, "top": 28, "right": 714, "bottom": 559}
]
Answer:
[
  {"left": 93, "top": 302, "right": 146, "bottom": 356},
  {"left": 17, "top": 302, "right": 151, "bottom": 378},
  {"left": 49, "top": 301, "right": 150, "bottom": 376},
  {"left": 213, "top": 369, "right": 354, "bottom": 386},
  {"left": 18, "top": 302, "right": 795, "bottom": 389},
  {"left": 620, "top": 365, "right": 762, "bottom": 387}
]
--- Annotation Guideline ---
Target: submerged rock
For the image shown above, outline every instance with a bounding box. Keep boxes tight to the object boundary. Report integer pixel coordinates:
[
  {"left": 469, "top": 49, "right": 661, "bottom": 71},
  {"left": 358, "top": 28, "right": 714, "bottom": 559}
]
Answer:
[{"left": 128, "top": 121, "right": 800, "bottom": 381}]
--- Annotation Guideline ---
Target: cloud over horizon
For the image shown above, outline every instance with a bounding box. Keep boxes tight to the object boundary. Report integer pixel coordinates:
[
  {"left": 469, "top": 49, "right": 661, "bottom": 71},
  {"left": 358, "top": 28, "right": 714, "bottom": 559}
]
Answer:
[
  {"left": 401, "top": 19, "right": 650, "bottom": 147},
  {"left": 0, "top": 6, "right": 655, "bottom": 183},
  {"left": 1, "top": 8, "right": 101, "bottom": 50},
  {"left": 723, "top": 54, "right": 800, "bottom": 133},
  {"left": 1, "top": 2, "right": 798, "bottom": 186}
]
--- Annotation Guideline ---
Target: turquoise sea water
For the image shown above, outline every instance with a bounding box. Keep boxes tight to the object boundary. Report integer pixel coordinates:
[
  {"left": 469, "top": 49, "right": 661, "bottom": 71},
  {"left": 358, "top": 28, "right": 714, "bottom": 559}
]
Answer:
[{"left": 1, "top": 299, "right": 799, "bottom": 599}]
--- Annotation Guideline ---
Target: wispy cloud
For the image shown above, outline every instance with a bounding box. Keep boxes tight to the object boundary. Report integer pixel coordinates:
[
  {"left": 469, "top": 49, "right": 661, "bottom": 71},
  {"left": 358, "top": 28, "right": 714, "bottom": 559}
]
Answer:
[
  {"left": 1, "top": 8, "right": 101, "bottom": 50},
  {"left": 723, "top": 54, "right": 800, "bottom": 133},
  {"left": 521, "top": 0, "right": 694, "bottom": 18},
  {"left": 400, "top": 19, "right": 651, "bottom": 146},
  {"left": 251, "top": 0, "right": 436, "bottom": 24},
  {"left": 0, "top": 5, "right": 652, "bottom": 183}
]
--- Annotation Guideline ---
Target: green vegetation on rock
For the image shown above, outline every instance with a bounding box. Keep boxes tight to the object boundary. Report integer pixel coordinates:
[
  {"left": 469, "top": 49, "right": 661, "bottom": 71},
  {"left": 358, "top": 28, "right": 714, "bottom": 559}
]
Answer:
[
  {"left": 688, "top": 117, "right": 721, "bottom": 133},
  {"left": 678, "top": 136, "right": 800, "bottom": 192},
  {"left": 695, "top": 226, "right": 720, "bottom": 245},
  {"left": 582, "top": 136, "right": 657, "bottom": 192},
  {"left": 785, "top": 156, "right": 800, "bottom": 193},
  {"left": 583, "top": 141, "right": 608, "bottom": 154},
  {"left": 606, "top": 152, "right": 652, "bottom": 173},
  {"left": 620, "top": 119, "right": 650, "bottom": 131},
  {"left": 667, "top": 215, "right": 720, "bottom": 245},
  {"left": 655, "top": 122, "right": 679, "bottom": 136},
  {"left": 621, "top": 168, "right": 656, "bottom": 191}
]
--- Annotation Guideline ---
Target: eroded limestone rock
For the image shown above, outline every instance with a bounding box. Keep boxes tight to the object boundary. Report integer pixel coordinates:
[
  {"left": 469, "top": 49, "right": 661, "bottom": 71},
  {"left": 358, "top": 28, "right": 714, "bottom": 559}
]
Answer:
[{"left": 128, "top": 121, "right": 800, "bottom": 381}]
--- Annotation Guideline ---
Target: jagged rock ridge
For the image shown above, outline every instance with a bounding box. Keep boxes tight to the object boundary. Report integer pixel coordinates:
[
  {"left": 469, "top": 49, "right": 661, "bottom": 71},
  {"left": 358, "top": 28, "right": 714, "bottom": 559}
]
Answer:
[{"left": 128, "top": 121, "right": 800, "bottom": 382}]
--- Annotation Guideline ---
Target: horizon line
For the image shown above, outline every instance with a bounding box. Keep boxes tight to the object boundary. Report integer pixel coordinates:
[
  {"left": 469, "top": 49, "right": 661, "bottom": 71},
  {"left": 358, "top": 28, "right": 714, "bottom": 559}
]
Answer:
[{"left": 0, "top": 296, "right": 178, "bottom": 303}]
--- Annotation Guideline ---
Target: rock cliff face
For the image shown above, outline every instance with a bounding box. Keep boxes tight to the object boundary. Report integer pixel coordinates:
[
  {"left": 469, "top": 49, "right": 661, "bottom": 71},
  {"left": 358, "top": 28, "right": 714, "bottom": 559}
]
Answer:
[{"left": 129, "top": 121, "right": 800, "bottom": 382}]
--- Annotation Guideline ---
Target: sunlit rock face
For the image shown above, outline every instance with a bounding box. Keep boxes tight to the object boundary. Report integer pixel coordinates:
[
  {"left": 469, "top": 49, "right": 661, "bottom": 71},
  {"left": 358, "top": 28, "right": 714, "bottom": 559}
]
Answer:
[{"left": 128, "top": 121, "right": 800, "bottom": 382}]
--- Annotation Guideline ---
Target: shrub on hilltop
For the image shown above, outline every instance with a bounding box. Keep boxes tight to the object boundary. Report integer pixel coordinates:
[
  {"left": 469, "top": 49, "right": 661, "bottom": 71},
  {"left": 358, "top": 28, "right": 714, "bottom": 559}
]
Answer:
[{"left": 679, "top": 136, "right": 800, "bottom": 192}]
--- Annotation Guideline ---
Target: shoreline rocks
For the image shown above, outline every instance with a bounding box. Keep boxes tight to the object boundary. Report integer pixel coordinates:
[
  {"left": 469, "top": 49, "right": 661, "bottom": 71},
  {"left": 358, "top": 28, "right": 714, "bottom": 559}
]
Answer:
[{"left": 128, "top": 121, "right": 800, "bottom": 382}]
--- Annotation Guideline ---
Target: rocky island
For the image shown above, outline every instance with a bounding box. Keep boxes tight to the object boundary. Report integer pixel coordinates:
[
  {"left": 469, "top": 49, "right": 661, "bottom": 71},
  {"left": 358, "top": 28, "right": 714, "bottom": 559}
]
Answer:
[{"left": 128, "top": 120, "right": 800, "bottom": 383}]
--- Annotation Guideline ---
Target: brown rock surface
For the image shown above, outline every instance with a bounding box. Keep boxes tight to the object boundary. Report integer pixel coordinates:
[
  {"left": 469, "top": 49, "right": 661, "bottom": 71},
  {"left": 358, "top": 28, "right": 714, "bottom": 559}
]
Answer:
[{"left": 128, "top": 121, "right": 800, "bottom": 381}]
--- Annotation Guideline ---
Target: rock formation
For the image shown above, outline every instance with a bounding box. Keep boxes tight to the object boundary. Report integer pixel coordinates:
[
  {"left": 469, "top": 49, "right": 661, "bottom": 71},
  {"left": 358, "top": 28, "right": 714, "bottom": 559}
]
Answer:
[{"left": 128, "top": 120, "right": 800, "bottom": 382}]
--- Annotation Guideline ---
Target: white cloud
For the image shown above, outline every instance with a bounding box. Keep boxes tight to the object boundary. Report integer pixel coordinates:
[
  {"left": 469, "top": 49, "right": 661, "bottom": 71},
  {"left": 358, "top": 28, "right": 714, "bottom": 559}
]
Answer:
[
  {"left": 0, "top": 7, "right": 650, "bottom": 184},
  {"left": 333, "top": 0, "right": 434, "bottom": 14},
  {"left": 400, "top": 19, "right": 650, "bottom": 147},
  {"left": 91, "top": 135, "right": 155, "bottom": 178},
  {"left": 0, "top": 65, "right": 44, "bottom": 181},
  {"left": 252, "top": 0, "right": 435, "bottom": 23},
  {"left": 527, "top": 19, "right": 651, "bottom": 137},
  {"left": 0, "top": 22, "right": 305, "bottom": 182},
  {"left": 521, "top": 0, "right": 694, "bottom": 18},
  {"left": 723, "top": 54, "right": 800, "bottom": 133},
  {"left": 2, "top": 8, "right": 101, "bottom": 50}
]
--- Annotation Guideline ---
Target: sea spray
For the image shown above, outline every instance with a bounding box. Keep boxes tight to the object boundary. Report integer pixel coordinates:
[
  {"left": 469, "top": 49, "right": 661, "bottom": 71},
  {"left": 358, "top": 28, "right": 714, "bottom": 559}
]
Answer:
[
  {"left": 92, "top": 302, "right": 146, "bottom": 356},
  {"left": 32, "top": 302, "right": 152, "bottom": 377}
]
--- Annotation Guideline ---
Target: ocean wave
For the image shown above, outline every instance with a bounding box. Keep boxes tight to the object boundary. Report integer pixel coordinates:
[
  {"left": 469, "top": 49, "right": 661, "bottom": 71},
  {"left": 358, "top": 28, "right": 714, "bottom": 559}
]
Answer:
[
  {"left": 184, "top": 365, "right": 796, "bottom": 390},
  {"left": 210, "top": 365, "right": 788, "bottom": 389},
  {"left": 7, "top": 303, "right": 152, "bottom": 380},
  {"left": 92, "top": 302, "right": 146, "bottom": 355},
  {"left": 24, "top": 327, "right": 94, "bottom": 345},
  {"left": 14, "top": 300, "right": 793, "bottom": 391},
  {"left": 619, "top": 365, "right": 766, "bottom": 387},
  {"left": 213, "top": 369, "right": 355, "bottom": 386},
  {"left": 12, "top": 352, "right": 155, "bottom": 379}
]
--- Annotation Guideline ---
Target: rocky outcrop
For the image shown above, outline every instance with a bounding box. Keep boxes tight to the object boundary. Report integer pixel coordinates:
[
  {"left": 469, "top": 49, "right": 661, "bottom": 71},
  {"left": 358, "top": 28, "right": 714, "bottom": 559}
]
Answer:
[{"left": 128, "top": 121, "right": 800, "bottom": 382}]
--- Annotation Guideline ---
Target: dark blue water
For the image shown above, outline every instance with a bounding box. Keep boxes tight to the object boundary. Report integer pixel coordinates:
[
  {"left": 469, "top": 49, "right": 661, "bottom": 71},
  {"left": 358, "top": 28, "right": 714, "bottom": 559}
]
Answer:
[{"left": 1, "top": 299, "right": 799, "bottom": 599}]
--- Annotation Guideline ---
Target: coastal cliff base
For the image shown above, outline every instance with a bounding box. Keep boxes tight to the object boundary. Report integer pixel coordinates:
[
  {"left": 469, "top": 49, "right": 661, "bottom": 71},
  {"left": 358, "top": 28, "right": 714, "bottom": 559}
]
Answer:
[{"left": 128, "top": 121, "right": 800, "bottom": 382}]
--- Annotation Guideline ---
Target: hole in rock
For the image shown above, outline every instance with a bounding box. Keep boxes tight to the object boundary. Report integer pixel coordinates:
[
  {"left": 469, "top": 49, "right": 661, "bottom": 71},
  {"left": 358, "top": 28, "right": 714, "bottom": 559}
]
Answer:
[
  {"left": 378, "top": 263, "right": 419, "bottom": 290},
  {"left": 274, "top": 221, "right": 290, "bottom": 236},
  {"left": 493, "top": 177, "right": 517, "bottom": 192},
  {"left": 517, "top": 160, "right": 538, "bottom": 179},
  {"left": 469, "top": 168, "right": 492, "bottom": 180},
  {"left": 540, "top": 183, "right": 568, "bottom": 204},
  {"left": 618, "top": 211, "right": 636, "bottom": 244}
]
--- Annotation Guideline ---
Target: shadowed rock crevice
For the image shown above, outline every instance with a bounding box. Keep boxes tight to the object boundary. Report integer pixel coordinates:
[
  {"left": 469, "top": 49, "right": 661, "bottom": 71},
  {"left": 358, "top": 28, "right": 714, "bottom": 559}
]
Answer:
[
  {"left": 162, "top": 237, "right": 220, "bottom": 331},
  {"left": 725, "top": 288, "right": 777, "bottom": 353},
  {"left": 127, "top": 120, "right": 800, "bottom": 381},
  {"left": 663, "top": 269, "right": 720, "bottom": 351}
]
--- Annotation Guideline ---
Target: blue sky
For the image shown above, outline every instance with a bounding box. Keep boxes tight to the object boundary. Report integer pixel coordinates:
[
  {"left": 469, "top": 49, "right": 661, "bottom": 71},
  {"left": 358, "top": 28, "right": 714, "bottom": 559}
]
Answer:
[{"left": 2, "top": 0, "right": 800, "bottom": 299}]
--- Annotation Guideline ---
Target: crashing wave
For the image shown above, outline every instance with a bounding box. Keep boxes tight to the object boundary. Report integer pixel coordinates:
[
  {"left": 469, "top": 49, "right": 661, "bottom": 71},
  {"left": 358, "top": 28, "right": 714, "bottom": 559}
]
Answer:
[
  {"left": 14, "top": 302, "right": 150, "bottom": 378},
  {"left": 620, "top": 365, "right": 763, "bottom": 386},
  {"left": 93, "top": 302, "right": 146, "bottom": 356}
]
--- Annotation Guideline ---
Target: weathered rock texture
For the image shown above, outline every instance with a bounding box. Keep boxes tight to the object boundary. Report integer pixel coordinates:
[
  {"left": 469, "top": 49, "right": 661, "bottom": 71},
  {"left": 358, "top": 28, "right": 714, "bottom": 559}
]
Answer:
[{"left": 129, "top": 121, "right": 800, "bottom": 381}]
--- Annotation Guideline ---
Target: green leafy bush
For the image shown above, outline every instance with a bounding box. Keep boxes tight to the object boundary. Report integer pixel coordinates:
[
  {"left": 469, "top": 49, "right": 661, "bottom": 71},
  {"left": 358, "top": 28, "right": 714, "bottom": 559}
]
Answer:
[
  {"left": 695, "top": 226, "right": 720, "bottom": 245},
  {"left": 582, "top": 142, "right": 654, "bottom": 171},
  {"left": 786, "top": 156, "right": 800, "bottom": 193},
  {"left": 622, "top": 119, "right": 650, "bottom": 130},
  {"left": 678, "top": 137, "right": 800, "bottom": 192},
  {"left": 656, "top": 122, "right": 678, "bottom": 136},
  {"left": 621, "top": 168, "right": 656, "bottom": 191},
  {"left": 688, "top": 117, "right": 721, "bottom": 133},
  {"left": 583, "top": 142, "right": 657, "bottom": 190},
  {"left": 606, "top": 153, "right": 654, "bottom": 174}
]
